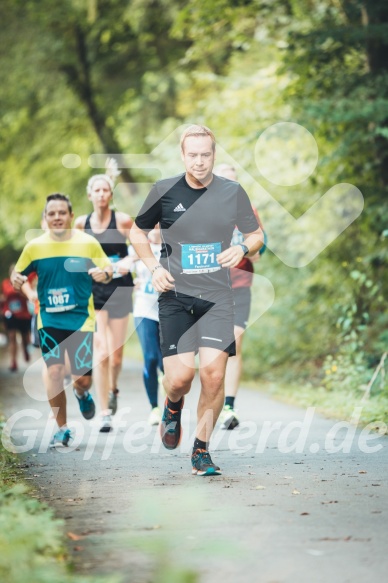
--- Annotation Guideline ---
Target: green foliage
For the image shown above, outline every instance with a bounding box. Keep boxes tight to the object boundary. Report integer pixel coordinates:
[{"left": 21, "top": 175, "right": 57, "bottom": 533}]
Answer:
[
  {"left": 266, "top": 379, "right": 388, "bottom": 428},
  {"left": 0, "top": 0, "right": 387, "bottom": 405},
  {"left": 321, "top": 353, "right": 370, "bottom": 393},
  {"left": 0, "top": 433, "right": 117, "bottom": 583},
  {"left": 0, "top": 485, "right": 64, "bottom": 583}
]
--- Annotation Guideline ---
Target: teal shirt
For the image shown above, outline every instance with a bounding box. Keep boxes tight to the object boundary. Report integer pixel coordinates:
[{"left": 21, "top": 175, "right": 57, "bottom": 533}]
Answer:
[{"left": 15, "top": 230, "right": 111, "bottom": 331}]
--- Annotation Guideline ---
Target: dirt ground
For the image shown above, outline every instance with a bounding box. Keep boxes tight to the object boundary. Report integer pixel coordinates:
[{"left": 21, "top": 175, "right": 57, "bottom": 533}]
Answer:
[{"left": 1, "top": 349, "right": 387, "bottom": 583}]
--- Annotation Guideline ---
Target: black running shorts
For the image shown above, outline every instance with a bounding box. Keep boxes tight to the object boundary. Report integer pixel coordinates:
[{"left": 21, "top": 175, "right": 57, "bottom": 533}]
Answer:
[
  {"left": 4, "top": 316, "right": 31, "bottom": 334},
  {"left": 94, "top": 286, "right": 133, "bottom": 319},
  {"left": 158, "top": 290, "right": 236, "bottom": 358},
  {"left": 38, "top": 327, "right": 93, "bottom": 376}
]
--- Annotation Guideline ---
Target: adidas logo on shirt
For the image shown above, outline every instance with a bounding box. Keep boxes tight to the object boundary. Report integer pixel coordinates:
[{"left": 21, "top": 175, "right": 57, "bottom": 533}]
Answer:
[{"left": 173, "top": 203, "right": 186, "bottom": 212}]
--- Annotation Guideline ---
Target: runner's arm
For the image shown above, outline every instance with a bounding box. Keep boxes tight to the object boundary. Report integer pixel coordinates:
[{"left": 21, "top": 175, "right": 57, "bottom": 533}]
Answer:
[
  {"left": 88, "top": 265, "right": 113, "bottom": 283},
  {"left": 116, "top": 212, "right": 134, "bottom": 240},
  {"left": 217, "top": 227, "right": 264, "bottom": 269},
  {"left": 130, "top": 223, "right": 175, "bottom": 292},
  {"left": 10, "top": 269, "right": 27, "bottom": 291},
  {"left": 21, "top": 279, "right": 37, "bottom": 303}
]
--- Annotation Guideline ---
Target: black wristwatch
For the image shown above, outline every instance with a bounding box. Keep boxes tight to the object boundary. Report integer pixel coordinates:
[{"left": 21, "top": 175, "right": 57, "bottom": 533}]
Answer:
[{"left": 239, "top": 244, "right": 249, "bottom": 257}]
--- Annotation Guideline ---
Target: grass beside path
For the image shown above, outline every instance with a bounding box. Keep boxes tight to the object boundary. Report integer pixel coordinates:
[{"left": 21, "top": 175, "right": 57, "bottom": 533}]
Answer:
[
  {"left": 259, "top": 380, "right": 388, "bottom": 432},
  {"left": 0, "top": 414, "right": 119, "bottom": 583}
]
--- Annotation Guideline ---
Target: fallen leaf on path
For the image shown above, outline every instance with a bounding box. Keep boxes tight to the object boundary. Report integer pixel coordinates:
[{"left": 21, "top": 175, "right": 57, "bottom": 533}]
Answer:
[
  {"left": 300, "top": 512, "right": 309, "bottom": 516},
  {"left": 255, "top": 485, "right": 266, "bottom": 490},
  {"left": 321, "top": 500, "right": 338, "bottom": 504},
  {"left": 67, "top": 532, "right": 84, "bottom": 541},
  {"left": 358, "top": 470, "right": 367, "bottom": 474},
  {"left": 284, "top": 476, "right": 293, "bottom": 479},
  {"left": 292, "top": 489, "right": 300, "bottom": 495}
]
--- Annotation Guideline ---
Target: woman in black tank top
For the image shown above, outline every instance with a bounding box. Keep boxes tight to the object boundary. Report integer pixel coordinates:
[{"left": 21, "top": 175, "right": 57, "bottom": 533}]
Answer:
[{"left": 75, "top": 174, "right": 134, "bottom": 433}]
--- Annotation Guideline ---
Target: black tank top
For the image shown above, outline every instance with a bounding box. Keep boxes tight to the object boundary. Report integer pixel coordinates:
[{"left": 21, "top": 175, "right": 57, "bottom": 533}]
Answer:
[{"left": 84, "top": 211, "right": 133, "bottom": 307}]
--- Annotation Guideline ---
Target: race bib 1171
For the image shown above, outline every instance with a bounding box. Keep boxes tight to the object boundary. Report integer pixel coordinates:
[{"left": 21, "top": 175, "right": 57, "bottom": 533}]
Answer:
[{"left": 181, "top": 242, "right": 221, "bottom": 274}]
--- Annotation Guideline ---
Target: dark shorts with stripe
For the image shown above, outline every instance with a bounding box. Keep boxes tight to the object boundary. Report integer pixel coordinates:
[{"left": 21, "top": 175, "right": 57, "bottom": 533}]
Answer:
[
  {"left": 38, "top": 327, "right": 93, "bottom": 376},
  {"left": 233, "top": 287, "right": 252, "bottom": 330},
  {"left": 158, "top": 290, "right": 236, "bottom": 358}
]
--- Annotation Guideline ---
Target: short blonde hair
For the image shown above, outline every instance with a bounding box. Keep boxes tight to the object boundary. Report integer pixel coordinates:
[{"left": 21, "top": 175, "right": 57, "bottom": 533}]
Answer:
[
  {"left": 180, "top": 124, "right": 216, "bottom": 152},
  {"left": 86, "top": 174, "right": 114, "bottom": 195}
]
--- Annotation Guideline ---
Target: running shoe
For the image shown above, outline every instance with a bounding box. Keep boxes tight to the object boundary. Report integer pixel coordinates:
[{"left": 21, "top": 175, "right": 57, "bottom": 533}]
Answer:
[
  {"left": 148, "top": 406, "right": 161, "bottom": 426},
  {"left": 9, "top": 363, "right": 18, "bottom": 373},
  {"left": 50, "top": 428, "right": 72, "bottom": 447},
  {"left": 191, "top": 449, "right": 221, "bottom": 476},
  {"left": 108, "top": 388, "right": 119, "bottom": 415},
  {"left": 99, "top": 414, "right": 113, "bottom": 433},
  {"left": 219, "top": 405, "right": 239, "bottom": 430},
  {"left": 73, "top": 389, "right": 96, "bottom": 420},
  {"left": 160, "top": 397, "right": 184, "bottom": 450}
]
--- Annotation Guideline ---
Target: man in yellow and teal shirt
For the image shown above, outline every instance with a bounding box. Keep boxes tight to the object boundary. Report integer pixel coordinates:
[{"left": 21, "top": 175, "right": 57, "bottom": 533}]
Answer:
[{"left": 12, "top": 193, "right": 113, "bottom": 447}]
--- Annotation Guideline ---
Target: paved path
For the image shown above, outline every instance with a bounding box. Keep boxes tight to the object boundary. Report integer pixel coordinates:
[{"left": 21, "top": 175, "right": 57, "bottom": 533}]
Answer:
[{"left": 1, "top": 351, "right": 387, "bottom": 583}]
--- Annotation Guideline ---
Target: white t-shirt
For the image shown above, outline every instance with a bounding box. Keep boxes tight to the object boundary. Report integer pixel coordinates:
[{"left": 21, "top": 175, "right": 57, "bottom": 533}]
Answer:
[{"left": 130, "top": 243, "right": 161, "bottom": 322}]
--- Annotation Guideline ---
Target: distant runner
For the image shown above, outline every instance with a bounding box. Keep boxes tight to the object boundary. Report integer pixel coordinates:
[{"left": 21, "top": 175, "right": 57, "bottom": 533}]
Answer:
[
  {"left": 214, "top": 164, "right": 267, "bottom": 429},
  {"left": 75, "top": 173, "right": 133, "bottom": 433},
  {"left": 1, "top": 264, "right": 32, "bottom": 372}
]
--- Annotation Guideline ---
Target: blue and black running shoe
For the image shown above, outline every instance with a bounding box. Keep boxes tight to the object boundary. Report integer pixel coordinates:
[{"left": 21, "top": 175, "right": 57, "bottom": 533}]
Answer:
[
  {"left": 191, "top": 449, "right": 221, "bottom": 476},
  {"left": 73, "top": 389, "right": 96, "bottom": 420},
  {"left": 50, "top": 428, "right": 72, "bottom": 447},
  {"left": 160, "top": 397, "right": 184, "bottom": 450}
]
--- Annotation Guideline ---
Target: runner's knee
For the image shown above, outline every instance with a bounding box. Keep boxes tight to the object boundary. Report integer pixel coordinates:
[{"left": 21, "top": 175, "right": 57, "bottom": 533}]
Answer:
[
  {"left": 165, "top": 371, "right": 194, "bottom": 394},
  {"left": 111, "top": 351, "right": 123, "bottom": 369},
  {"left": 73, "top": 375, "right": 92, "bottom": 391},
  {"left": 199, "top": 368, "right": 224, "bottom": 391},
  {"left": 47, "top": 364, "right": 65, "bottom": 383}
]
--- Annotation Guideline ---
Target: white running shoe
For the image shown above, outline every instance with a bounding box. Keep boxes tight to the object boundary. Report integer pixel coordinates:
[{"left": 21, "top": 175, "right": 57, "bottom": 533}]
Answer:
[
  {"left": 219, "top": 405, "right": 240, "bottom": 430},
  {"left": 99, "top": 414, "right": 113, "bottom": 433},
  {"left": 148, "top": 406, "right": 161, "bottom": 426}
]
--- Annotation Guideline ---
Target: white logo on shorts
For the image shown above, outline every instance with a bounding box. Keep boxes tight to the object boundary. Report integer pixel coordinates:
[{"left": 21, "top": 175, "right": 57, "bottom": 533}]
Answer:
[{"left": 169, "top": 344, "right": 176, "bottom": 350}]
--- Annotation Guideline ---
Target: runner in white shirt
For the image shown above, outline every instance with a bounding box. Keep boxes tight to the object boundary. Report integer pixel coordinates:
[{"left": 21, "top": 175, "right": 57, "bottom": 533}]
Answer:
[{"left": 131, "top": 227, "right": 164, "bottom": 425}]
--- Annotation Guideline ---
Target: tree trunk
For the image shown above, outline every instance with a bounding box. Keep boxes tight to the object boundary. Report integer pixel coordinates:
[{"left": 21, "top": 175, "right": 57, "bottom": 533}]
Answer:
[
  {"left": 362, "top": 1, "right": 388, "bottom": 186},
  {"left": 74, "top": 26, "right": 137, "bottom": 195}
]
